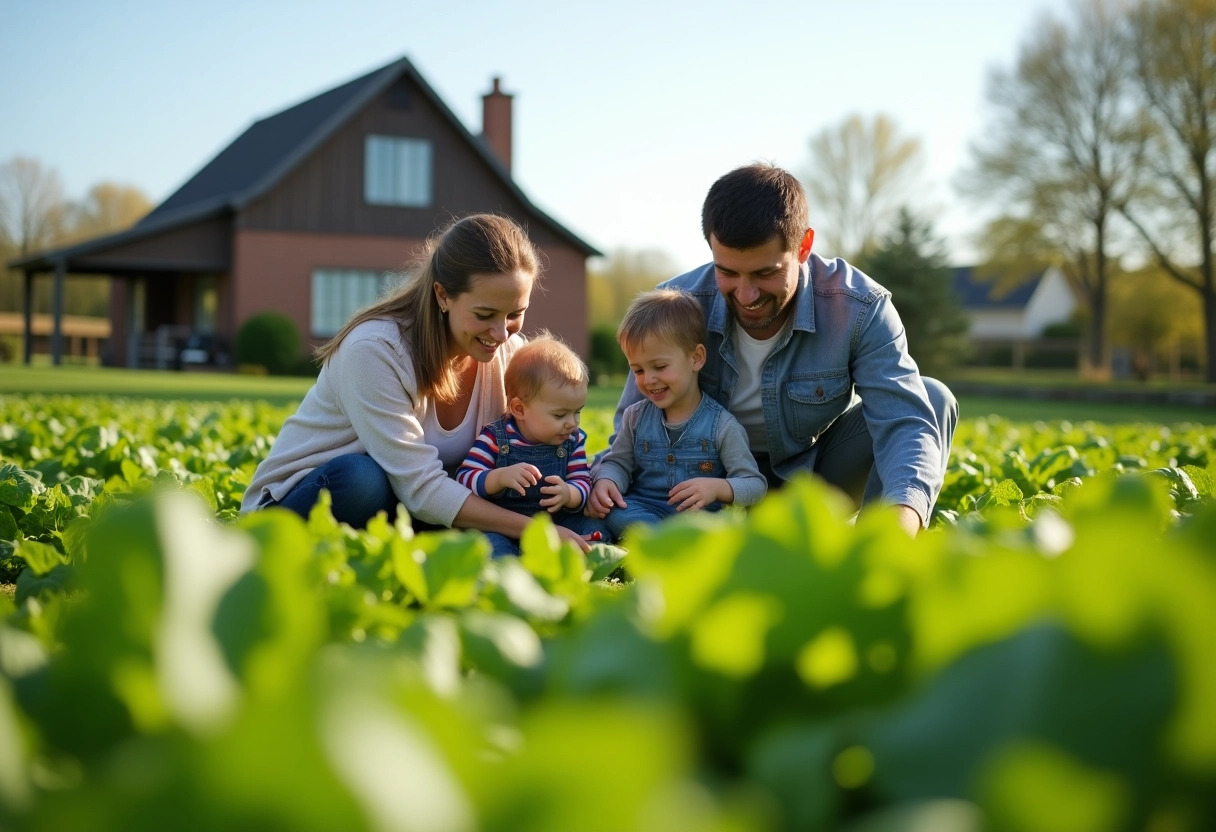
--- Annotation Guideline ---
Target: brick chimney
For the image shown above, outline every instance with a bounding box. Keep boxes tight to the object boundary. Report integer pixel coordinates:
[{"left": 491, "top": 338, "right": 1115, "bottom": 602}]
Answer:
[{"left": 481, "top": 76, "right": 513, "bottom": 173}]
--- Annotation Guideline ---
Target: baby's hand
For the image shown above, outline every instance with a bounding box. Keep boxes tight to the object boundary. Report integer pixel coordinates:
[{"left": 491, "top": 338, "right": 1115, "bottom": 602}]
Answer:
[
  {"left": 586, "top": 479, "right": 626, "bottom": 518},
  {"left": 668, "top": 477, "right": 730, "bottom": 512},
  {"left": 488, "top": 463, "right": 543, "bottom": 496},
  {"left": 539, "top": 475, "right": 579, "bottom": 512}
]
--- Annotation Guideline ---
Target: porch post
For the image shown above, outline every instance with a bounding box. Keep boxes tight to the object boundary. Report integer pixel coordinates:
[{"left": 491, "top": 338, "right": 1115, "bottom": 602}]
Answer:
[
  {"left": 51, "top": 258, "right": 66, "bottom": 366},
  {"left": 22, "top": 270, "right": 34, "bottom": 365}
]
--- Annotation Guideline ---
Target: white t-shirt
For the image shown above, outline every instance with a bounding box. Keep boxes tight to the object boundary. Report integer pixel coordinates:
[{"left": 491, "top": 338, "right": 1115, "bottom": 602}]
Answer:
[
  {"left": 729, "top": 320, "right": 782, "bottom": 452},
  {"left": 422, "top": 370, "right": 483, "bottom": 472}
]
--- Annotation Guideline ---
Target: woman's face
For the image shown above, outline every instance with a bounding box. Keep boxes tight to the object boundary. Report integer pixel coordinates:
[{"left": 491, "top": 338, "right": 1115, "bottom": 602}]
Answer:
[{"left": 438, "top": 270, "right": 532, "bottom": 362}]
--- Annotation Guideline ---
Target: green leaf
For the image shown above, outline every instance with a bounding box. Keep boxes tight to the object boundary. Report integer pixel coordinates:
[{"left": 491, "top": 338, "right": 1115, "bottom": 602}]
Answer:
[
  {"left": 14, "top": 539, "right": 67, "bottom": 575},
  {"left": 0, "top": 506, "right": 18, "bottom": 543},
  {"left": 979, "top": 742, "right": 1129, "bottom": 832},
  {"left": 690, "top": 592, "right": 783, "bottom": 678},
  {"left": 418, "top": 532, "right": 486, "bottom": 609},
  {"left": 391, "top": 536, "right": 429, "bottom": 604},
  {"left": 397, "top": 614, "right": 462, "bottom": 695},
  {"left": 0, "top": 464, "right": 43, "bottom": 511},
  {"left": 977, "top": 479, "right": 1024, "bottom": 511},
  {"left": 520, "top": 513, "right": 563, "bottom": 579},
  {"left": 1180, "top": 465, "right": 1212, "bottom": 497},
  {"left": 120, "top": 458, "right": 144, "bottom": 487},
  {"left": 586, "top": 542, "right": 628, "bottom": 582},
  {"left": 484, "top": 560, "right": 569, "bottom": 622},
  {"left": 459, "top": 609, "right": 543, "bottom": 677}
]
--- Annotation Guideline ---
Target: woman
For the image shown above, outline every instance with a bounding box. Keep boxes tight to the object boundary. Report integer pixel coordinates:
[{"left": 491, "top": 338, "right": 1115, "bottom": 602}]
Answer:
[{"left": 241, "top": 214, "right": 591, "bottom": 552}]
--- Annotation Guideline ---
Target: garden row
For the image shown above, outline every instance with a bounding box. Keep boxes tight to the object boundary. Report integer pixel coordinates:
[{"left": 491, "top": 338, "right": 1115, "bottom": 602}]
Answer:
[{"left": 0, "top": 394, "right": 1214, "bottom": 831}]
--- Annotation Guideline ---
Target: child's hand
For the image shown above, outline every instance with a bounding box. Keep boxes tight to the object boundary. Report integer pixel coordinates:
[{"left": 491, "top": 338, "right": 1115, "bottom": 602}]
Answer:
[
  {"left": 586, "top": 479, "right": 626, "bottom": 518},
  {"left": 487, "top": 463, "right": 543, "bottom": 497},
  {"left": 539, "top": 475, "right": 579, "bottom": 512},
  {"left": 668, "top": 478, "right": 732, "bottom": 512}
]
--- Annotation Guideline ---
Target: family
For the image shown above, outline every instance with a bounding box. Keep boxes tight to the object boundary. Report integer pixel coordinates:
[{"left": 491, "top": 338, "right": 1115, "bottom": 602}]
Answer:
[{"left": 240, "top": 163, "right": 959, "bottom": 550}]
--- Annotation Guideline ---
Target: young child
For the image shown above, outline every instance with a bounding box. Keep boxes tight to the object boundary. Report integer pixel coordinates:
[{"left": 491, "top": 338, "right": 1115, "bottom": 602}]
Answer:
[
  {"left": 457, "top": 332, "right": 607, "bottom": 557},
  {"left": 587, "top": 289, "right": 767, "bottom": 538}
]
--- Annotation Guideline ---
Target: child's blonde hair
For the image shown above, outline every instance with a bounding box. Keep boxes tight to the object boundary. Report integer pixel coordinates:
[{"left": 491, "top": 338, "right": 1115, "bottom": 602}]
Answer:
[
  {"left": 505, "top": 331, "right": 589, "bottom": 403},
  {"left": 617, "top": 288, "right": 706, "bottom": 354}
]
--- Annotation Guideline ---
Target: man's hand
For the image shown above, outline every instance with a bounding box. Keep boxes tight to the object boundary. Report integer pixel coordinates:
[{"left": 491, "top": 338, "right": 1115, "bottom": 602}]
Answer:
[
  {"left": 539, "top": 475, "right": 580, "bottom": 512},
  {"left": 894, "top": 504, "right": 921, "bottom": 537},
  {"left": 586, "top": 479, "right": 626, "bottom": 518},
  {"left": 668, "top": 477, "right": 731, "bottom": 512},
  {"left": 485, "top": 463, "right": 543, "bottom": 497}
]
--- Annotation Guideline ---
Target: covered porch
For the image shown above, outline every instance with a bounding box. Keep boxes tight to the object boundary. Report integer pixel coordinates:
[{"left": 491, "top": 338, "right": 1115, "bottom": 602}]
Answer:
[{"left": 8, "top": 211, "right": 233, "bottom": 368}]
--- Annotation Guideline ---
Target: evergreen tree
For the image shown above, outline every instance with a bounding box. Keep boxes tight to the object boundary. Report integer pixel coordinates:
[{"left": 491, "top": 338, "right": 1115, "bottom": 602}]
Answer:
[{"left": 857, "top": 208, "right": 970, "bottom": 377}]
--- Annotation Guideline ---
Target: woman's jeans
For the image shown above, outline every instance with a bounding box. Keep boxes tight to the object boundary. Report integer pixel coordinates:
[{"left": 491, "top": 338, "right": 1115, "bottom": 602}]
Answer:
[{"left": 270, "top": 453, "right": 403, "bottom": 528}]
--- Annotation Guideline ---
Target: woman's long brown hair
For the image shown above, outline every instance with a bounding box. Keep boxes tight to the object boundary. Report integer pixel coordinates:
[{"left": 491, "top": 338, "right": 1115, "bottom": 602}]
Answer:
[{"left": 315, "top": 214, "right": 540, "bottom": 402}]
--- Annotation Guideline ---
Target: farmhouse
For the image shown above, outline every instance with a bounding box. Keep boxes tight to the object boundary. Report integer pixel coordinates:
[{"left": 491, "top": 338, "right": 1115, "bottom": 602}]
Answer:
[
  {"left": 9, "top": 56, "right": 598, "bottom": 368},
  {"left": 953, "top": 265, "right": 1078, "bottom": 340}
]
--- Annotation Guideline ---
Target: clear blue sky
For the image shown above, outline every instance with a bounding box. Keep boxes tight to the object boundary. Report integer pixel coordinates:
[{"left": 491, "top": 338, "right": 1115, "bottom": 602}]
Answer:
[{"left": 2, "top": 0, "right": 1054, "bottom": 271}]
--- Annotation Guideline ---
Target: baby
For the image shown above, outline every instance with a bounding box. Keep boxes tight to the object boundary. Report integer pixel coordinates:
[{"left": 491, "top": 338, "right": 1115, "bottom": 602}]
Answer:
[
  {"left": 588, "top": 288, "right": 766, "bottom": 538},
  {"left": 457, "top": 332, "right": 607, "bottom": 556}
]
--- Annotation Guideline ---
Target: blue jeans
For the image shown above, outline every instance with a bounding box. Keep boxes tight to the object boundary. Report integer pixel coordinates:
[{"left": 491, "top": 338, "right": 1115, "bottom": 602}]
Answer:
[{"left": 270, "top": 453, "right": 404, "bottom": 529}]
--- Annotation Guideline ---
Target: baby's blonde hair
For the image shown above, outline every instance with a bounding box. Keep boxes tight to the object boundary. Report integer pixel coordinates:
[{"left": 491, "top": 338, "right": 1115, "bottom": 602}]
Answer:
[
  {"left": 505, "top": 331, "right": 589, "bottom": 403},
  {"left": 617, "top": 288, "right": 706, "bottom": 354}
]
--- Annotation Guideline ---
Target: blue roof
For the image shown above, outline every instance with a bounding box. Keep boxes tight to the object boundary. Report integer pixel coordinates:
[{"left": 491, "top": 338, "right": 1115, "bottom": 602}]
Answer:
[{"left": 952, "top": 266, "right": 1044, "bottom": 309}]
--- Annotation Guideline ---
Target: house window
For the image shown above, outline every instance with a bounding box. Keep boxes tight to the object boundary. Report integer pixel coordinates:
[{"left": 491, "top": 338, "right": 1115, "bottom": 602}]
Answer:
[
  {"left": 364, "top": 135, "right": 432, "bottom": 207},
  {"left": 311, "top": 269, "right": 400, "bottom": 337}
]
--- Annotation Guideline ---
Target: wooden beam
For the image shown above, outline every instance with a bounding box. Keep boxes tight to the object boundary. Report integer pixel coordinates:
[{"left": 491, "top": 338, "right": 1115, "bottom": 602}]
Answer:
[
  {"left": 51, "top": 259, "right": 66, "bottom": 366},
  {"left": 22, "top": 270, "right": 34, "bottom": 364}
]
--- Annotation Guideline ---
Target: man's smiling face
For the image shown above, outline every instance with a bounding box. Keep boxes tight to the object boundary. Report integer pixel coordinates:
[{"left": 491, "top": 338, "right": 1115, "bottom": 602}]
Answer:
[{"left": 710, "top": 234, "right": 802, "bottom": 340}]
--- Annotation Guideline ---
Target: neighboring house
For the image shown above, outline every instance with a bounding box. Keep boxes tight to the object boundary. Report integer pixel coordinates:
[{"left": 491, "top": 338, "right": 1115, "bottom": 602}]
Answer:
[
  {"left": 9, "top": 56, "right": 599, "bottom": 368},
  {"left": 952, "top": 266, "right": 1078, "bottom": 341}
]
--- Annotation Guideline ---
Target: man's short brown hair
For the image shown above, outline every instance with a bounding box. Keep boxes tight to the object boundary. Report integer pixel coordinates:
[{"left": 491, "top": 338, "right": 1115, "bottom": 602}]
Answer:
[{"left": 701, "top": 163, "right": 809, "bottom": 253}]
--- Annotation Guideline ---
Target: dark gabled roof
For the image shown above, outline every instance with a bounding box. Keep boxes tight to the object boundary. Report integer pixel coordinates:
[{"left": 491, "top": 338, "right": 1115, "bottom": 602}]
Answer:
[
  {"left": 952, "top": 266, "right": 1045, "bottom": 309},
  {"left": 11, "top": 55, "right": 598, "bottom": 270},
  {"left": 139, "top": 63, "right": 386, "bottom": 228}
]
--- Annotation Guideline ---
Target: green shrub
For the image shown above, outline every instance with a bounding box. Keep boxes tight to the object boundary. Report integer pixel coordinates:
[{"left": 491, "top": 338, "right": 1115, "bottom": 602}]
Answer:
[
  {"left": 234, "top": 312, "right": 301, "bottom": 376},
  {"left": 589, "top": 324, "right": 628, "bottom": 381}
]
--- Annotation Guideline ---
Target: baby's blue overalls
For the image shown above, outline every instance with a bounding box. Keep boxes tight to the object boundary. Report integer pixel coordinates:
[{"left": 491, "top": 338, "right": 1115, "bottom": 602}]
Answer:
[
  {"left": 606, "top": 394, "right": 726, "bottom": 539},
  {"left": 482, "top": 417, "right": 607, "bottom": 557}
]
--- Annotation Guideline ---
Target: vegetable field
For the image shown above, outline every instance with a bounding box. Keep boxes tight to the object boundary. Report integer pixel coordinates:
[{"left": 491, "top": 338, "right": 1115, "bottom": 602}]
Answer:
[{"left": 1, "top": 393, "right": 1214, "bottom": 831}]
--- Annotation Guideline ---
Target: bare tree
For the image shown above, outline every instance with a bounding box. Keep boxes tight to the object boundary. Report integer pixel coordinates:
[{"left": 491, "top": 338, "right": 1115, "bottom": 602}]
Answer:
[
  {"left": 68, "top": 182, "right": 152, "bottom": 242},
  {"left": 0, "top": 157, "right": 68, "bottom": 256},
  {"left": 960, "top": 0, "right": 1147, "bottom": 374},
  {"left": 801, "top": 114, "right": 923, "bottom": 260},
  {"left": 1119, "top": 0, "right": 1216, "bottom": 382}
]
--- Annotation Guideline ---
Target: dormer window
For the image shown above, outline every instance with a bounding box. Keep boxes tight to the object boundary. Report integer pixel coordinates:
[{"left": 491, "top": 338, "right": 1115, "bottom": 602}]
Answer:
[{"left": 364, "top": 135, "right": 432, "bottom": 207}]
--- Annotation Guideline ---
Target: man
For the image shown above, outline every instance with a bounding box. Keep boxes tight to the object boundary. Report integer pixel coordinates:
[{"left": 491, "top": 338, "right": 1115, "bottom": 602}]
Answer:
[{"left": 606, "top": 163, "right": 957, "bottom": 536}]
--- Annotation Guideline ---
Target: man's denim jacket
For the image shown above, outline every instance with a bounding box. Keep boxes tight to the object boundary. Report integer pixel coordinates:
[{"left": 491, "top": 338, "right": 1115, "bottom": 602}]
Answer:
[{"left": 610, "top": 254, "right": 944, "bottom": 526}]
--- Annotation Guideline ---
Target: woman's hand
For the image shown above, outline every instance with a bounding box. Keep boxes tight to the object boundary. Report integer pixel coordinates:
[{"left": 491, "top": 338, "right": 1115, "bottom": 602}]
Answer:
[
  {"left": 539, "top": 475, "right": 579, "bottom": 512},
  {"left": 555, "top": 525, "right": 593, "bottom": 552},
  {"left": 486, "top": 463, "right": 543, "bottom": 496},
  {"left": 668, "top": 477, "right": 731, "bottom": 512}
]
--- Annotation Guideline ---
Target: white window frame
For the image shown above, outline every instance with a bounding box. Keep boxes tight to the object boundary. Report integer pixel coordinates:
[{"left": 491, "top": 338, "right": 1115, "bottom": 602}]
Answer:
[
  {"left": 310, "top": 269, "right": 401, "bottom": 337},
  {"left": 364, "top": 135, "right": 432, "bottom": 207}
]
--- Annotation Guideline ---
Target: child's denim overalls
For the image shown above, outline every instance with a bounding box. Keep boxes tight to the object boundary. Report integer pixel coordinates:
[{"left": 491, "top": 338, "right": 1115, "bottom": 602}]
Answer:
[
  {"left": 482, "top": 416, "right": 607, "bottom": 557},
  {"left": 606, "top": 394, "right": 726, "bottom": 538}
]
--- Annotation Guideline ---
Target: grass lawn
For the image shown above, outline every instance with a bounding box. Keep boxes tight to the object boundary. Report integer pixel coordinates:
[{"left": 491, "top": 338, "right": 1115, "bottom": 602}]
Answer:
[
  {"left": 0, "top": 364, "right": 314, "bottom": 406},
  {"left": 4, "top": 364, "right": 1214, "bottom": 426}
]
